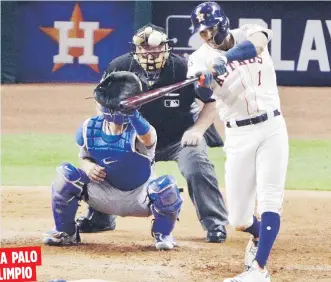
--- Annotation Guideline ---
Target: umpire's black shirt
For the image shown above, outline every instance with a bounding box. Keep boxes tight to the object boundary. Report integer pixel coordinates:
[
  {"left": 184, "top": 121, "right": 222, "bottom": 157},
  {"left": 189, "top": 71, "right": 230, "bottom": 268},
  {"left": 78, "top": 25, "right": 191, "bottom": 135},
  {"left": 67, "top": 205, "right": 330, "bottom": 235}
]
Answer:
[{"left": 103, "top": 53, "right": 200, "bottom": 150}]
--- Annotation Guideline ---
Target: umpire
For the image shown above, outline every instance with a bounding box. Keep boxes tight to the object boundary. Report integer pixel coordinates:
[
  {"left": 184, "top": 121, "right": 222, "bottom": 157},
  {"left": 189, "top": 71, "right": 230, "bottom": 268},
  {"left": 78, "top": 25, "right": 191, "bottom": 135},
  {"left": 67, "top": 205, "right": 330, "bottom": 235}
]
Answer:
[{"left": 77, "top": 24, "right": 228, "bottom": 243}]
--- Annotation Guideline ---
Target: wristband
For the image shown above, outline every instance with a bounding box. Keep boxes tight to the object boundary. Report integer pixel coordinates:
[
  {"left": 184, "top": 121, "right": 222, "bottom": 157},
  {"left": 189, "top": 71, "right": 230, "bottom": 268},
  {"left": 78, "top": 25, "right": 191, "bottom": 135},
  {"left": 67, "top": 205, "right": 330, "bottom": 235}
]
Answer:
[
  {"left": 128, "top": 110, "right": 150, "bottom": 135},
  {"left": 194, "top": 83, "right": 214, "bottom": 102}
]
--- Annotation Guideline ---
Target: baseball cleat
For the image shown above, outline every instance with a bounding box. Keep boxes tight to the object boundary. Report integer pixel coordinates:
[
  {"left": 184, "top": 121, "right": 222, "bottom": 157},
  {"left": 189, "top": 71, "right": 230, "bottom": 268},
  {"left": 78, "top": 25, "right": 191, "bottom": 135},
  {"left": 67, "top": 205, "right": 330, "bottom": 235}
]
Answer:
[
  {"left": 76, "top": 209, "right": 117, "bottom": 233},
  {"left": 244, "top": 237, "right": 259, "bottom": 270},
  {"left": 153, "top": 233, "right": 177, "bottom": 250},
  {"left": 76, "top": 215, "right": 116, "bottom": 233},
  {"left": 223, "top": 261, "right": 270, "bottom": 282},
  {"left": 206, "top": 226, "right": 227, "bottom": 243},
  {"left": 43, "top": 227, "right": 81, "bottom": 246}
]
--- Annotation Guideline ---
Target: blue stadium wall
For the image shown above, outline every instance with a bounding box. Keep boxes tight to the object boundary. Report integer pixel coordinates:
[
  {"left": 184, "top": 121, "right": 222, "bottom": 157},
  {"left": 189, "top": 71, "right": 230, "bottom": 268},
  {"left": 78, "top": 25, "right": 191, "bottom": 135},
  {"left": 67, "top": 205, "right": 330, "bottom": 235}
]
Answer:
[{"left": 1, "top": 1, "right": 330, "bottom": 86}]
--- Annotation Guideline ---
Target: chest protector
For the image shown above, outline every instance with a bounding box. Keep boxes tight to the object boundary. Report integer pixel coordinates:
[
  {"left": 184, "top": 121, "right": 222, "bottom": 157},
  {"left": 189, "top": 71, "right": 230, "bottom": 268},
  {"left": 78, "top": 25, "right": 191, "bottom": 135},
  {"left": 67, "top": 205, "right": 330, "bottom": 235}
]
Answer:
[{"left": 85, "top": 116, "right": 152, "bottom": 191}]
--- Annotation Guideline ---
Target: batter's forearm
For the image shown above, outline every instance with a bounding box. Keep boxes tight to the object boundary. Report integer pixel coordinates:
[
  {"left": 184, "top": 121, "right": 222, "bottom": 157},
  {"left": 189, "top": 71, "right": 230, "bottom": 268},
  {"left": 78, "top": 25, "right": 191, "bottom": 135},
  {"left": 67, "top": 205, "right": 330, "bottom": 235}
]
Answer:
[{"left": 192, "top": 101, "right": 217, "bottom": 133}]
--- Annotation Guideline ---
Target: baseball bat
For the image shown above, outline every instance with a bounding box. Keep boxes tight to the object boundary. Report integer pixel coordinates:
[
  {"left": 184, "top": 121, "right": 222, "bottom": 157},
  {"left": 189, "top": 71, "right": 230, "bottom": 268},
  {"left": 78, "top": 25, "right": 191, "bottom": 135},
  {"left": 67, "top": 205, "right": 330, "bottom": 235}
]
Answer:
[{"left": 119, "top": 76, "right": 199, "bottom": 110}]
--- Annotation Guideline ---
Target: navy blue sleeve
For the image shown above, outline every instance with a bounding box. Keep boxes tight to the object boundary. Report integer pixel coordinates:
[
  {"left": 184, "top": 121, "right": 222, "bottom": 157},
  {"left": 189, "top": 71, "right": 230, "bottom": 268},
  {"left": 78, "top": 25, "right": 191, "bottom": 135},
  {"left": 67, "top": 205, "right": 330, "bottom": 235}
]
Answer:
[
  {"left": 194, "top": 84, "right": 216, "bottom": 104},
  {"left": 225, "top": 40, "right": 257, "bottom": 62}
]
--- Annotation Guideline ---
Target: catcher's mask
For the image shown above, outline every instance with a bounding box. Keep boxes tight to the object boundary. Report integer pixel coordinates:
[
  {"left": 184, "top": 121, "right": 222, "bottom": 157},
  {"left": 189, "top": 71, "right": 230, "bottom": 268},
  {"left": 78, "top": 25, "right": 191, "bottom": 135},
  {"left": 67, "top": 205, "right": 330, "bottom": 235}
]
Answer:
[
  {"left": 96, "top": 104, "right": 129, "bottom": 125},
  {"left": 94, "top": 71, "right": 143, "bottom": 126},
  {"left": 131, "top": 24, "right": 173, "bottom": 86}
]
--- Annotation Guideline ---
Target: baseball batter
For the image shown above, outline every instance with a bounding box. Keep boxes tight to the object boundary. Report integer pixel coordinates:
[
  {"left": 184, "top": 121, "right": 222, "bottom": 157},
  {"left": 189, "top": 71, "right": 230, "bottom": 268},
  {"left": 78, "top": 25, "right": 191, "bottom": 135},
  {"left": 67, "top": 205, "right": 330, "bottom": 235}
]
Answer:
[
  {"left": 42, "top": 71, "right": 183, "bottom": 251},
  {"left": 188, "top": 2, "right": 289, "bottom": 282}
]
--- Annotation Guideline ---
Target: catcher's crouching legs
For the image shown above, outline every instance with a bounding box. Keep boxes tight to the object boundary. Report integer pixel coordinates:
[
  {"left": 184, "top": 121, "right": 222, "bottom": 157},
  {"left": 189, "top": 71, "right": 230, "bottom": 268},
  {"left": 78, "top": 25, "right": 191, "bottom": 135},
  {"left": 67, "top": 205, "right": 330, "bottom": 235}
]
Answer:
[
  {"left": 43, "top": 162, "right": 89, "bottom": 246},
  {"left": 148, "top": 175, "right": 183, "bottom": 250}
]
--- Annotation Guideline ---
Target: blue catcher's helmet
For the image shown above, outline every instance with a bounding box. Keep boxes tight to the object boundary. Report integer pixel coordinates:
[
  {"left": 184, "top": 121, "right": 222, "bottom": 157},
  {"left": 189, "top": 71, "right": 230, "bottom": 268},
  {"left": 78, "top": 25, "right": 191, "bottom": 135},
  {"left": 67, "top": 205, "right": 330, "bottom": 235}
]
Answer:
[{"left": 191, "top": 2, "right": 229, "bottom": 44}]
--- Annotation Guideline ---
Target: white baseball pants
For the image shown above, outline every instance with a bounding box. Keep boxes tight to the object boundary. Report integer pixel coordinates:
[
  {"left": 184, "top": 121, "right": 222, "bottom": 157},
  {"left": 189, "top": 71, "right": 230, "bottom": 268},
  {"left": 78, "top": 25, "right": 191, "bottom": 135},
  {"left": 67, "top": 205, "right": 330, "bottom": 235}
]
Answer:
[{"left": 223, "top": 115, "right": 289, "bottom": 228}]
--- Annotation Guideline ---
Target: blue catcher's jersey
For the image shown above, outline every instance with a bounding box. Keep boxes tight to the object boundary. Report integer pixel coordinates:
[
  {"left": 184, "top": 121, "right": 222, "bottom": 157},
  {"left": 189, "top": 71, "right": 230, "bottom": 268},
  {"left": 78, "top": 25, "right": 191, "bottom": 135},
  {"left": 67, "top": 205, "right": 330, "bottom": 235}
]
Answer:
[{"left": 76, "top": 115, "right": 154, "bottom": 191}]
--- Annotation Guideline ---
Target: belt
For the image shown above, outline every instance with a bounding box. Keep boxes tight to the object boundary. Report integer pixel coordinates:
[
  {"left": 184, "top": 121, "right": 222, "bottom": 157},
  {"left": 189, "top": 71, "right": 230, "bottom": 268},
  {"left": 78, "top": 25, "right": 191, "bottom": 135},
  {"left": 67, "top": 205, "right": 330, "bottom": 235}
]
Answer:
[{"left": 226, "top": 109, "right": 281, "bottom": 128}]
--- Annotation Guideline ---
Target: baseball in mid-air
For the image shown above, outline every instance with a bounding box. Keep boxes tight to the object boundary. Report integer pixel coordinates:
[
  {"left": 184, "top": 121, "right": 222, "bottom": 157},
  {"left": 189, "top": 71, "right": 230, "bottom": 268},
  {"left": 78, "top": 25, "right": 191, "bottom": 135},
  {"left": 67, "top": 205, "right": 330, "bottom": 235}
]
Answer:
[
  {"left": 144, "top": 26, "right": 153, "bottom": 35},
  {"left": 148, "top": 31, "right": 162, "bottom": 47}
]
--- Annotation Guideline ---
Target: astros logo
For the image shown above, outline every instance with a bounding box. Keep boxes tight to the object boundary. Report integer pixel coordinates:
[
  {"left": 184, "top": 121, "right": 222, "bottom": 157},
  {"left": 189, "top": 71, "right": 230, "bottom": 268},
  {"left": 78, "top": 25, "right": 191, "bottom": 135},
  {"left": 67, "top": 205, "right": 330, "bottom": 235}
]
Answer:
[
  {"left": 196, "top": 12, "right": 205, "bottom": 23},
  {"left": 39, "top": 3, "right": 113, "bottom": 73}
]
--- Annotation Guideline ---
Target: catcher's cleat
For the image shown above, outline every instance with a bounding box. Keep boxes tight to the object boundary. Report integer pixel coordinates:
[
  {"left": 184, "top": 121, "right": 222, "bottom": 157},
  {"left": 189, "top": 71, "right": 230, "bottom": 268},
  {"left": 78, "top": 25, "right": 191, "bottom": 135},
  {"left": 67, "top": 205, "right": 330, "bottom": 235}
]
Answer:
[
  {"left": 76, "top": 209, "right": 116, "bottom": 233},
  {"left": 206, "top": 225, "right": 227, "bottom": 243},
  {"left": 245, "top": 237, "right": 259, "bottom": 270},
  {"left": 42, "top": 227, "right": 81, "bottom": 246},
  {"left": 153, "top": 233, "right": 177, "bottom": 250},
  {"left": 223, "top": 261, "right": 271, "bottom": 282}
]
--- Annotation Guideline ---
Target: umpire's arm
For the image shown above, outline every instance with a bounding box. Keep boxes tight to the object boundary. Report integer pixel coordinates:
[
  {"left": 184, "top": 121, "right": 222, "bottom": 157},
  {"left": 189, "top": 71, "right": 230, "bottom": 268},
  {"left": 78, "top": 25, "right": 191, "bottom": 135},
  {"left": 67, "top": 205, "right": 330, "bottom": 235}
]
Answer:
[{"left": 192, "top": 94, "right": 217, "bottom": 133}]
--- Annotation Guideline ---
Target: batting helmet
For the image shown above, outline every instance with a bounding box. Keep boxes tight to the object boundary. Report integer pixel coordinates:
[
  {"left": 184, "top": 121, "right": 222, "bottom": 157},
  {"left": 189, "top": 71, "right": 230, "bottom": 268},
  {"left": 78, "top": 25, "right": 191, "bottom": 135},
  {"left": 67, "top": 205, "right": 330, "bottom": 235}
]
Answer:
[{"left": 191, "top": 2, "right": 229, "bottom": 44}]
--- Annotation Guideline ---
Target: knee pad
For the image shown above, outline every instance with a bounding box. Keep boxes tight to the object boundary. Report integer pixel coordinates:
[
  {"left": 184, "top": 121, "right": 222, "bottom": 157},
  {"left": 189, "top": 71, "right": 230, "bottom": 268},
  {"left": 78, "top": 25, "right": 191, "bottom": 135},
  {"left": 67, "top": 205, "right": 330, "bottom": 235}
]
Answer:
[
  {"left": 147, "top": 175, "right": 183, "bottom": 215},
  {"left": 148, "top": 175, "right": 183, "bottom": 236},
  {"left": 52, "top": 162, "right": 90, "bottom": 233},
  {"left": 53, "top": 162, "right": 90, "bottom": 201}
]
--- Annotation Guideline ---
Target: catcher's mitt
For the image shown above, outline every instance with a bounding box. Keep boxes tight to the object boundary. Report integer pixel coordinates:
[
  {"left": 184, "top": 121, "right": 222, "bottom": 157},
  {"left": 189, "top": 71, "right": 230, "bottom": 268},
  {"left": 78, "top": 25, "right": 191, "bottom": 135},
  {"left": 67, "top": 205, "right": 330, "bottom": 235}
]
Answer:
[{"left": 94, "top": 71, "right": 143, "bottom": 111}]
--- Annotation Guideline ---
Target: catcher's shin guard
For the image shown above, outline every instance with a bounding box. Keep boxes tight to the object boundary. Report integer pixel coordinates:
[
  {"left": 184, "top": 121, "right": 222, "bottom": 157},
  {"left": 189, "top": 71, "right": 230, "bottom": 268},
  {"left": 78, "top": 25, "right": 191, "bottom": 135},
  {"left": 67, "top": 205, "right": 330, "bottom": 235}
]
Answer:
[
  {"left": 51, "top": 162, "right": 89, "bottom": 235},
  {"left": 148, "top": 175, "right": 183, "bottom": 241}
]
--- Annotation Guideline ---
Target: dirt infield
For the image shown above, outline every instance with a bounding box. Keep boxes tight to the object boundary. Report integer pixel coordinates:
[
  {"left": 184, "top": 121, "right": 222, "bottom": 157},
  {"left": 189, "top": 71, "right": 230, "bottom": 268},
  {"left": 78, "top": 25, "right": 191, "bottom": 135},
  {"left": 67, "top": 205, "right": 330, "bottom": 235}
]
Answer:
[
  {"left": 1, "top": 85, "right": 331, "bottom": 282},
  {"left": 2, "top": 187, "right": 331, "bottom": 282}
]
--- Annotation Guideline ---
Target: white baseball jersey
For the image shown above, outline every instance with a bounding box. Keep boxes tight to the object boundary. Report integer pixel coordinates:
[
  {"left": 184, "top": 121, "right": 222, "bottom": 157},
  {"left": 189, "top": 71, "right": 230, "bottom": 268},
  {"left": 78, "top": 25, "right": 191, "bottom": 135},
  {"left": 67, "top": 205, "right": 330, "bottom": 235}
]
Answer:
[{"left": 187, "top": 24, "right": 280, "bottom": 122}]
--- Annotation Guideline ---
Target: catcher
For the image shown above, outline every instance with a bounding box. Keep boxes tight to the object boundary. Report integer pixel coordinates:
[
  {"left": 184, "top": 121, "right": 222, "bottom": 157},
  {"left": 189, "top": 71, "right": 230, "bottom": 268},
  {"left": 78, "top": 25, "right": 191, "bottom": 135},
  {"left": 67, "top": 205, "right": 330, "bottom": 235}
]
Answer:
[{"left": 42, "top": 71, "right": 183, "bottom": 250}]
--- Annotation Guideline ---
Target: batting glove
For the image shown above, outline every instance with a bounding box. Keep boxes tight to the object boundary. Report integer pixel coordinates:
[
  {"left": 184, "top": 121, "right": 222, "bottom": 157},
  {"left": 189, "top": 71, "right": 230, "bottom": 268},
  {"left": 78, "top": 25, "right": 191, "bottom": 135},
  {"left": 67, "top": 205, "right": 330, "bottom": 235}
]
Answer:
[
  {"left": 211, "top": 56, "right": 228, "bottom": 76},
  {"left": 196, "top": 71, "right": 214, "bottom": 88}
]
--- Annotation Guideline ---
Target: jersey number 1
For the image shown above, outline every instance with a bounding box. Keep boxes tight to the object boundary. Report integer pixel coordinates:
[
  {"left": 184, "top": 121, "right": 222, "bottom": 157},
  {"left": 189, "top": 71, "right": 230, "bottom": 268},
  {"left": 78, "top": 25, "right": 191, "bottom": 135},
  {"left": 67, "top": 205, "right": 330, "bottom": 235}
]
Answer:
[{"left": 258, "top": 71, "right": 262, "bottom": 86}]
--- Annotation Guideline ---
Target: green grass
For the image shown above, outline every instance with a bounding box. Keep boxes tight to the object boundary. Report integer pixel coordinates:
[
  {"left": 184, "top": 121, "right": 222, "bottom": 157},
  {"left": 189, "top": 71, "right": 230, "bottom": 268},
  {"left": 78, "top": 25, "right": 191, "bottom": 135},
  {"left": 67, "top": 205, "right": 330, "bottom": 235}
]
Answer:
[{"left": 1, "top": 134, "right": 331, "bottom": 190}]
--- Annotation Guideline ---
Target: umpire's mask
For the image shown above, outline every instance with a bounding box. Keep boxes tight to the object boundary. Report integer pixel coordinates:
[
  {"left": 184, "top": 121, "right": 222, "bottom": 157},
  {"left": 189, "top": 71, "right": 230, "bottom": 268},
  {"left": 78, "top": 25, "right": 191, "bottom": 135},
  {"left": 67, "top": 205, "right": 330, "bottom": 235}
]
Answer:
[{"left": 132, "top": 24, "right": 172, "bottom": 87}]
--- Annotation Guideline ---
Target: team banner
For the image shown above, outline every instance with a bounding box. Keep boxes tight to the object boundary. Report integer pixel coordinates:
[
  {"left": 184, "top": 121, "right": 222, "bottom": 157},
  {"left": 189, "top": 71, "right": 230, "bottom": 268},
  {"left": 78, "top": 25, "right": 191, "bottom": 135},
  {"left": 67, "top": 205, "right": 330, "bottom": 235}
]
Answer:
[
  {"left": 152, "top": 1, "right": 331, "bottom": 86},
  {"left": 12, "top": 1, "right": 331, "bottom": 85},
  {"left": 16, "top": 1, "right": 135, "bottom": 83}
]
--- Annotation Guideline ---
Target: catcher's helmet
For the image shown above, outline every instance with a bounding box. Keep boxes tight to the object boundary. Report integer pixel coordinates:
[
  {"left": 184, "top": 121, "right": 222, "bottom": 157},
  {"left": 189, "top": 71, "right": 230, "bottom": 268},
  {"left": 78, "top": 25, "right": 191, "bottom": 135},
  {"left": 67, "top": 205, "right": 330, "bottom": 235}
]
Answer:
[
  {"left": 191, "top": 2, "right": 229, "bottom": 44},
  {"left": 94, "top": 71, "right": 142, "bottom": 124},
  {"left": 94, "top": 71, "right": 142, "bottom": 110}
]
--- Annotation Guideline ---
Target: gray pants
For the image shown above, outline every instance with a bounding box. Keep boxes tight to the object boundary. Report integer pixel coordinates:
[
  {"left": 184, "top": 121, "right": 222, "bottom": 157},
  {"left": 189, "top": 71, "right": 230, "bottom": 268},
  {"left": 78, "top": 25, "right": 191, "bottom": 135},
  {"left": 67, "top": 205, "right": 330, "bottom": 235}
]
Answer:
[
  {"left": 156, "top": 139, "right": 228, "bottom": 231},
  {"left": 86, "top": 180, "right": 152, "bottom": 217}
]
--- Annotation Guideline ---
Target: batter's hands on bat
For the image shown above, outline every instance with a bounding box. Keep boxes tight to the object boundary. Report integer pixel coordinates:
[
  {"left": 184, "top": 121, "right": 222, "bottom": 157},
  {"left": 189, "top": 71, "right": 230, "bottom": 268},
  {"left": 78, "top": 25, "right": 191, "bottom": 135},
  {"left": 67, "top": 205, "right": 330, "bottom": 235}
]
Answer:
[
  {"left": 181, "top": 128, "right": 204, "bottom": 147},
  {"left": 210, "top": 56, "right": 228, "bottom": 76},
  {"left": 196, "top": 71, "right": 214, "bottom": 88},
  {"left": 86, "top": 163, "right": 106, "bottom": 183}
]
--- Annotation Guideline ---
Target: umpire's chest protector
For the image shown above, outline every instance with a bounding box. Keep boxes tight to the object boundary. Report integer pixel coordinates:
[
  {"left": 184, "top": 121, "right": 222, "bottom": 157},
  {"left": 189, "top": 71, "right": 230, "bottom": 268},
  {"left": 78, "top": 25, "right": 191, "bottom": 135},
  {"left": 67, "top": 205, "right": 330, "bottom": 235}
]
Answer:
[{"left": 85, "top": 116, "right": 152, "bottom": 191}]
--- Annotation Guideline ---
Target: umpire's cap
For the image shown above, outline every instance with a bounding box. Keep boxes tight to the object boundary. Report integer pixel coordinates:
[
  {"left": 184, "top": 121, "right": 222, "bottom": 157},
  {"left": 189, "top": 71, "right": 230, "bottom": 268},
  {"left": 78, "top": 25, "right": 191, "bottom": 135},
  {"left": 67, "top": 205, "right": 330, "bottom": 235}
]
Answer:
[{"left": 94, "top": 71, "right": 143, "bottom": 110}]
